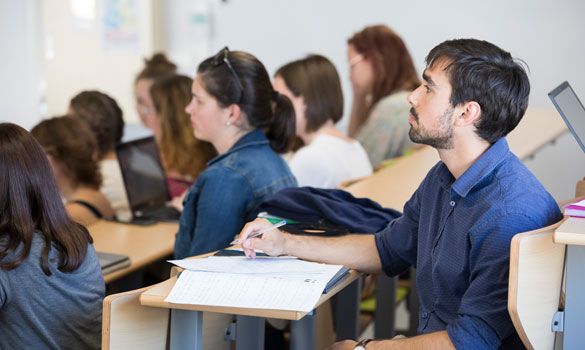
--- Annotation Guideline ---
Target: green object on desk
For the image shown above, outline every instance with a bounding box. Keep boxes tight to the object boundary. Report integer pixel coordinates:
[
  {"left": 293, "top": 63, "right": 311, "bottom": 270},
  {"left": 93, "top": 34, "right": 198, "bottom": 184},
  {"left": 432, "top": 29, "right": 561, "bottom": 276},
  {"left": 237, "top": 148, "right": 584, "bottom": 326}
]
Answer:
[{"left": 257, "top": 212, "right": 299, "bottom": 224}]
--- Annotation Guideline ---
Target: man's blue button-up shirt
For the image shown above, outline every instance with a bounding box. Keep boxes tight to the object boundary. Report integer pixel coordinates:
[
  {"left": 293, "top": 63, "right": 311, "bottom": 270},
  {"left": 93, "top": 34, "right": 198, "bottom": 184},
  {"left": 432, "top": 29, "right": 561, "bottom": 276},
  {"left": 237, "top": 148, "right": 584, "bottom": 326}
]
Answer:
[{"left": 375, "top": 138, "right": 562, "bottom": 349}]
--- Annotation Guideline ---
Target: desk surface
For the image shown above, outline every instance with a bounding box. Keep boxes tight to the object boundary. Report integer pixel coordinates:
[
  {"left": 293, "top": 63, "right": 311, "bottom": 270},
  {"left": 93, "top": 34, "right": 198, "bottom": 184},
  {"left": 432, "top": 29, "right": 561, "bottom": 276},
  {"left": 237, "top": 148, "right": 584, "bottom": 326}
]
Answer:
[
  {"left": 140, "top": 269, "right": 360, "bottom": 320},
  {"left": 345, "top": 108, "right": 566, "bottom": 210},
  {"left": 89, "top": 220, "right": 177, "bottom": 283},
  {"left": 554, "top": 217, "right": 585, "bottom": 246}
]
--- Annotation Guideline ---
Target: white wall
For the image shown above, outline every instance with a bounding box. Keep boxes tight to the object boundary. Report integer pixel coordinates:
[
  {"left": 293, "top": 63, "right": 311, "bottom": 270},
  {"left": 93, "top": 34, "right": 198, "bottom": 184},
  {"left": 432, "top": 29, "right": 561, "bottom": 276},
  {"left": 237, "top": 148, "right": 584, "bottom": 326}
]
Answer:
[
  {"left": 189, "top": 0, "right": 585, "bottom": 129},
  {"left": 0, "top": 0, "right": 43, "bottom": 129},
  {"left": 42, "top": 0, "right": 155, "bottom": 122}
]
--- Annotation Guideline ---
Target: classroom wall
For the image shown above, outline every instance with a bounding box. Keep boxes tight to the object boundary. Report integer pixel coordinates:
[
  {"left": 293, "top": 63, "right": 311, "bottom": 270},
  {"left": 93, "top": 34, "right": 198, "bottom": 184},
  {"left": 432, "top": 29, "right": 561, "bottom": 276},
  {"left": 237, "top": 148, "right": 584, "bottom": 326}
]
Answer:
[
  {"left": 42, "top": 0, "right": 156, "bottom": 122},
  {"left": 164, "top": 0, "right": 585, "bottom": 132},
  {"left": 1, "top": 0, "right": 583, "bottom": 199},
  {"left": 0, "top": 0, "right": 43, "bottom": 129}
]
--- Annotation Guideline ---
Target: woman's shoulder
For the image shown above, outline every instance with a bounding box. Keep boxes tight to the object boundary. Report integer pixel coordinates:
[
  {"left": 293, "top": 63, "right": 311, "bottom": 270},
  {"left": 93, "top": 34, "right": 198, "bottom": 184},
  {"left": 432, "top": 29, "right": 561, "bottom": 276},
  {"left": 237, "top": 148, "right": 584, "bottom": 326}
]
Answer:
[{"left": 372, "top": 90, "right": 411, "bottom": 112}]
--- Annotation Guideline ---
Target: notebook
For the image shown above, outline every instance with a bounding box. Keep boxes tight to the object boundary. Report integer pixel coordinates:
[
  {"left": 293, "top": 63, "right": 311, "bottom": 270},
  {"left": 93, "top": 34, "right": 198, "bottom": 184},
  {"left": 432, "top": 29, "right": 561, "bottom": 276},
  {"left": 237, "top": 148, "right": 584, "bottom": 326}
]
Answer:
[
  {"left": 97, "top": 251, "right": 130, "bottom": 275},
  {"left": 548, "top": 81, "right": 585, "bottom": 153},
  {"left": 116, "top": 136, "right": 181, "bottom": 223}
]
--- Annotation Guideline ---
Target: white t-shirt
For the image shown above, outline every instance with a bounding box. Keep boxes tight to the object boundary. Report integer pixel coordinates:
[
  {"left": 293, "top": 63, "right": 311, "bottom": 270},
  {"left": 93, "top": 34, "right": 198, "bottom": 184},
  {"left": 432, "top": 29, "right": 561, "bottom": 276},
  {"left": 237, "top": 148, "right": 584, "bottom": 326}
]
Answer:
[
  {"left": 99, "top": 159, "right": 131, "bottom": 220},
  {"left": 288, "top": 133, "right": 373, "bottom": 188}
]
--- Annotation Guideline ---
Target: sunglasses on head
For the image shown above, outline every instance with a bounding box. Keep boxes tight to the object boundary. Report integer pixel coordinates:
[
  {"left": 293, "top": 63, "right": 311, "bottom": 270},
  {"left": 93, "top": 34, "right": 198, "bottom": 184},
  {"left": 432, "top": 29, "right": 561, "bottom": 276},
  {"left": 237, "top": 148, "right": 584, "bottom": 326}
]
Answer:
[{"left": 211, "top": 47, "right": 244, "bottom": 101}]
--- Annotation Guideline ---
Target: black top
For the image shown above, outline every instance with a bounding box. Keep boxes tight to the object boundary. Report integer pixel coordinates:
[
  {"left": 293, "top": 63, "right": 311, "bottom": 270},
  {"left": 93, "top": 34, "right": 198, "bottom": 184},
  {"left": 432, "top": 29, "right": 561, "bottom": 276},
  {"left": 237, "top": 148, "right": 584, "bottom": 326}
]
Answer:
[{"left": 68, "top": 200, "right": 103, "bottom": 219}]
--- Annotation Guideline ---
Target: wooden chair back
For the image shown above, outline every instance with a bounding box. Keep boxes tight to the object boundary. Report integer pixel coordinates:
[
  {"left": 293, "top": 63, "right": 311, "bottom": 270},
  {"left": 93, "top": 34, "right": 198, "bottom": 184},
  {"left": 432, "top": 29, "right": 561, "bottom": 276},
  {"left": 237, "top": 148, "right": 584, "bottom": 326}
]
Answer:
[{"left": 508, "top": 220, "right": 565, "bottom": 350}]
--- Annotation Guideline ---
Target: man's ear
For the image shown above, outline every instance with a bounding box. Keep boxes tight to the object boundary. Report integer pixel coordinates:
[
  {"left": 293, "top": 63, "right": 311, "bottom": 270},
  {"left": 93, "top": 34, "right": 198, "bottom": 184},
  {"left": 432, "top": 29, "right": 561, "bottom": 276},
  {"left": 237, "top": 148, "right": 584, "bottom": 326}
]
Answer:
[{"left": 454, "top": 101, "right": 481, "bottom": 127}]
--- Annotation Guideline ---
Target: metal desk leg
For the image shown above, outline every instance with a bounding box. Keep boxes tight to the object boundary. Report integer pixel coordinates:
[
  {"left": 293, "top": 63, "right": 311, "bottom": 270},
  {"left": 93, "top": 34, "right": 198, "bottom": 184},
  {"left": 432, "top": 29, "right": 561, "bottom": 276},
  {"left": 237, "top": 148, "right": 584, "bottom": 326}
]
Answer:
[
  {"left": 235, "top": 315, "right": 264, "bottom": 350},
  {"left": 291, "top": 312, "right": 315, "bottom": 350},
  {"left": 334, "top": 278, "right": 361, "bottom": 340},
  {"left": 170, "top": 309, "right": 203, "bottom": 350},
  {"left": 563, "top": 245, "right": 585, "bottom": 348},
  {"left": 375, "top": 275, "right": 396, "bottom": 339}
]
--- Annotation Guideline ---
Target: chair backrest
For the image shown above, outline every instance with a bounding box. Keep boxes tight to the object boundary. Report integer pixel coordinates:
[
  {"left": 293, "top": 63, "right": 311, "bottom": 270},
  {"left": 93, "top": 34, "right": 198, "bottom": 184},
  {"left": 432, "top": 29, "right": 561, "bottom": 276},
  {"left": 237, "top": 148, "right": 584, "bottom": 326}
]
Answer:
[
  {"left": 102, "top": 286, "right": 169, "bottom": 350},
  {"left": 103, "top": 286, "right": 234, "bottom": 350},
  {"left": 508, "top": 220, "right": 566, "bottom": 350}
]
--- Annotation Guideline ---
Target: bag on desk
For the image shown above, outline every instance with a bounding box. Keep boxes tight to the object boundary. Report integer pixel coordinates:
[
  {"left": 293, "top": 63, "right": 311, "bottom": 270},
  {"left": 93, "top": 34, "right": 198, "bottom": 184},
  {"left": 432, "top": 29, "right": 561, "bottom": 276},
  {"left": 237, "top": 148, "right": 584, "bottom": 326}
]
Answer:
[{"left": 259, "top": 187, "right": 401, "bottom": 234}]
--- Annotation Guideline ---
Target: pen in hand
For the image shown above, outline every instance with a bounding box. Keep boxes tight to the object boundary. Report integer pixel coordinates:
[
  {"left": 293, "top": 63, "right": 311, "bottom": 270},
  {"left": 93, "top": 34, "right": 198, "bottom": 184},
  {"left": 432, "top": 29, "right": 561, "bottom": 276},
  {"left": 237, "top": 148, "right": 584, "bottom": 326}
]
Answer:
[{"left": 231, "top": 220, "right": 287, "bottom": 245}]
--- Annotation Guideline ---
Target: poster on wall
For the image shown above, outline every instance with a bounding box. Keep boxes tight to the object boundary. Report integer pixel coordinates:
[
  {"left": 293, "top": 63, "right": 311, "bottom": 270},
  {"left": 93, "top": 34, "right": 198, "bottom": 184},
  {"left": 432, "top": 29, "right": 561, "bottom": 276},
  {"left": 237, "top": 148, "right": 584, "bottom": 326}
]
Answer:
[{"left": 101, "top": 0, "right": 142, "bottom": 52}]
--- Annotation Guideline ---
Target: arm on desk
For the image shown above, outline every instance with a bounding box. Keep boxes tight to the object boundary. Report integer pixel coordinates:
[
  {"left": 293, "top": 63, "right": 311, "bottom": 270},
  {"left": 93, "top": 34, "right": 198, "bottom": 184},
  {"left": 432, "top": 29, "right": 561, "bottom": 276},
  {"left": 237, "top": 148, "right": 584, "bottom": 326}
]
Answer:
[
  {"left": 240, "top": 218, "right": 382, "bottom": 274},
  {"left": 326, "top": 331, "right": 455, "bottom": 350}
]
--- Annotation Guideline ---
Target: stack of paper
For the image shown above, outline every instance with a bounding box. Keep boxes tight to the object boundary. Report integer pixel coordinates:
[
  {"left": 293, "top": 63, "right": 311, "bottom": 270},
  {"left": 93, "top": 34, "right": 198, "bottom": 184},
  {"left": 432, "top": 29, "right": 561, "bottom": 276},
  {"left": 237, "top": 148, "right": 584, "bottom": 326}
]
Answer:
[
  {"left": 165, "top": 257, "right": 343, "bottom": 313},
  {"left": 565, "top": 199, "right": 585, "bottom": 218}
]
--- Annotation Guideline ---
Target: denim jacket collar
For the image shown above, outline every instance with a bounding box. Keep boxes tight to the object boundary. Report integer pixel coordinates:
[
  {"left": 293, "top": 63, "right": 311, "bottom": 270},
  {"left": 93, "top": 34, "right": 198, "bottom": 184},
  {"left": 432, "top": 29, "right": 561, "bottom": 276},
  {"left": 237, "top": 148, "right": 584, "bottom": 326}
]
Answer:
[{"left": 207, "top": 129, "right": 269, "bottom": 167}]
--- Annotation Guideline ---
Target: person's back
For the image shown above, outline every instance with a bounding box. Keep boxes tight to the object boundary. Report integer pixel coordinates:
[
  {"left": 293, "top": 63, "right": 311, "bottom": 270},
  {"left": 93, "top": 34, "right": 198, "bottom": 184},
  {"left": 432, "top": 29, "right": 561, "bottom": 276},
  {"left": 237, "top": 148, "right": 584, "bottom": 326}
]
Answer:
[
  {"left": 0, "top": 234, "right": 104, "bottom": 350},
  {"left": 274, "top": 54, "right": 373, "bottom": 188},
  {"left": 0, "top": 123, "right": 104, "bottom": 350},
  {"left": 69, "top": 90, "right": 131, "bottom": 218},
  {"left": 289, "top": 133, "right": 372, "bottom": 188}
]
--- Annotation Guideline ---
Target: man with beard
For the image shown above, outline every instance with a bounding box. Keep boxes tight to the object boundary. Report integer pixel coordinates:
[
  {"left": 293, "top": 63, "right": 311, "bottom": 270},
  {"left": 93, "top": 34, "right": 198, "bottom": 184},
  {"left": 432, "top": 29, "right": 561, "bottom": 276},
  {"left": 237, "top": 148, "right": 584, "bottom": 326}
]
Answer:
[{"left": 238, "top": 39, "right": 562, "bottom": 350}]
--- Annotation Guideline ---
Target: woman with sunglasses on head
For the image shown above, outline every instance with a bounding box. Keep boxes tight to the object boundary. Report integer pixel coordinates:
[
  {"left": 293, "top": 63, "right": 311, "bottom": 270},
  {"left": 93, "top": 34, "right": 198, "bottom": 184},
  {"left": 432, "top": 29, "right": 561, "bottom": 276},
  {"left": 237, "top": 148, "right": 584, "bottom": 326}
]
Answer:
[
  {"left": 274, "top": 54, "right": 373, "bottom": 188},
  {"left": 0, "top": 123, "right": 103, "bottom": 349},
  {"left": 347, "top": 25, "right": 420, "bottom": 168},
  {"left": 174, "top": 48, "right": 297, "bottom": 259}
]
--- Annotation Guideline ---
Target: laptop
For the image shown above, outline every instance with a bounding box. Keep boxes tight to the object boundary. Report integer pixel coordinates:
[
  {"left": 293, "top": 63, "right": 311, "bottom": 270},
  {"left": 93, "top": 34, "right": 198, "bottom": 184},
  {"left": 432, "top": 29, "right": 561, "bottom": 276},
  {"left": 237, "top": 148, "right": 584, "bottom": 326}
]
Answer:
[
  {"left": 97, "top": 251, "right": 130, "bottom": 275},
  {"left": 116, "top": 136, "right": 181, "bottom": 222},
  {"left": 548, "top": 81, "right": 585, "bottom": 153}
]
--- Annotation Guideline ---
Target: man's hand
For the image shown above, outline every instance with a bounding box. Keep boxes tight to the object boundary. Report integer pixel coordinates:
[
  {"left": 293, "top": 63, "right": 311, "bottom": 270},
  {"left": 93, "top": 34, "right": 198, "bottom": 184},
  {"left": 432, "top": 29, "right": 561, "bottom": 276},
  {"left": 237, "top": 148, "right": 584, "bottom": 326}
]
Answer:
[
  {"left": 239, "top": 218, "right": 288, "bottom": 258},
  {"left": 325, "top": 340, "right": 358, "bottom": 350}
]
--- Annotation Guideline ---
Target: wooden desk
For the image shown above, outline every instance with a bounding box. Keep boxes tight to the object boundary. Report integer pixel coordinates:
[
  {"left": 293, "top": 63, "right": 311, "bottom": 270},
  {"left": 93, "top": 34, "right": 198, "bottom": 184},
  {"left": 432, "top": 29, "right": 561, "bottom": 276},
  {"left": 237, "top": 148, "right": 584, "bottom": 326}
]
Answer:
[
  {"left": 140, "top": 269, "right": 360, "bottom": 350},
  {"left": 346, "top": 108, "right": 567, "bottom": 211},
  {"left": 89, "top": 220, "right": 177, "bottom": 284},
  {"left": 554, "top": 217, "right": 585, "bottom": 348}
]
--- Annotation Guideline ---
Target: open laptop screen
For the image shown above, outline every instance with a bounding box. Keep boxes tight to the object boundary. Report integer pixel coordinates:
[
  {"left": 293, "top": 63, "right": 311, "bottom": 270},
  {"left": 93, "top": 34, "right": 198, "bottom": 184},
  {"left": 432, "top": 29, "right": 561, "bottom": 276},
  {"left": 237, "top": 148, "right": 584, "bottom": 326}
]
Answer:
[
  {"left": 549, "top": 81, "right": 585, "bottom": 153},
  {"left": 116, "top": 137, "right": 170, "bottom": 210}
]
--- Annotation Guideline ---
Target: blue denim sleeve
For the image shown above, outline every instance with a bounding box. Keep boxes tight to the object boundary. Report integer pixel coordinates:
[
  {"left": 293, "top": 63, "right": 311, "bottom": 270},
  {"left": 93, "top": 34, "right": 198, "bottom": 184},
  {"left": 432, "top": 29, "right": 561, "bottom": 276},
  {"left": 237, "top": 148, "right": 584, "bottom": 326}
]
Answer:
[
  {"left": 175, "top": 167, "right": 253, "bottom": 258},
  {"left": 0, "top": 271, "right": 5, "bottom": 307},
  {"left": 447, "top": 212, "right": 548, "bottom": 349},
  {"left": 374, "top": 186, "right": 420, "bottom": 277}
]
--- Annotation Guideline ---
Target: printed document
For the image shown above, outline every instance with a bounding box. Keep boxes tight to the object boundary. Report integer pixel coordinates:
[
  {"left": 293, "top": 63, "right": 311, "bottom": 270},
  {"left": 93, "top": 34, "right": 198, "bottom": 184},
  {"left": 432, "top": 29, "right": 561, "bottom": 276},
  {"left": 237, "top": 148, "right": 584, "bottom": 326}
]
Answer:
[{"left": 165, "top": 257, "right": 343, "bottom": 312}]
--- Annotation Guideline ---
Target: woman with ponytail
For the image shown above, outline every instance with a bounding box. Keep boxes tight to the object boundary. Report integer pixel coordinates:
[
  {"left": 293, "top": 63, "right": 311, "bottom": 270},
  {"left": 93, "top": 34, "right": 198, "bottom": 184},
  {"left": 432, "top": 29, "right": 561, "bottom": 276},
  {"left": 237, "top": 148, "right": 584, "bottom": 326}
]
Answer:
[{"left": 174, "top": 48, "right": 297, "bottom": 259}]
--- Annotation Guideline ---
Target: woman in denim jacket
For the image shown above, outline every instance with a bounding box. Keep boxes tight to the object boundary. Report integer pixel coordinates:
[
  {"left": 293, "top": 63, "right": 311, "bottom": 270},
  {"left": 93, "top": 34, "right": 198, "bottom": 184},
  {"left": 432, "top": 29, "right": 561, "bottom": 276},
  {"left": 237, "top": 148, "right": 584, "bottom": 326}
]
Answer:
[{"left": 174, "top": 48, "right": 298, "bottom": 259}]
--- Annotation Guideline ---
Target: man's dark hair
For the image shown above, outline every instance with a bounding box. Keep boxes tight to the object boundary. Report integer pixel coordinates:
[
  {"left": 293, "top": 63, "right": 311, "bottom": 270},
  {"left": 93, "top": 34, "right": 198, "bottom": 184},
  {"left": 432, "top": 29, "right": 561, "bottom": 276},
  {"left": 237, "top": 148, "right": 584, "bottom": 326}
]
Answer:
[{"left": 426, "top": 39, "right": 530, "bottom": 143}]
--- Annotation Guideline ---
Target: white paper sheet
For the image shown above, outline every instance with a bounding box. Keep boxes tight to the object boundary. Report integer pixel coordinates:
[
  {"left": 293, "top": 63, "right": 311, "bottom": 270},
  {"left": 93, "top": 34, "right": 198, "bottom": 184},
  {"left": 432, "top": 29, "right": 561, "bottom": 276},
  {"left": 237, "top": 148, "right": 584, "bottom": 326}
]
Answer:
[
  {"left": 168, "top": 256, "right": 342, "bottom": 278},
  {"left": 165, "top": 270, "right": 331, "bottom": 312},
  {"left": 164, "top": 256, "right": 344, "bottom": 312}
]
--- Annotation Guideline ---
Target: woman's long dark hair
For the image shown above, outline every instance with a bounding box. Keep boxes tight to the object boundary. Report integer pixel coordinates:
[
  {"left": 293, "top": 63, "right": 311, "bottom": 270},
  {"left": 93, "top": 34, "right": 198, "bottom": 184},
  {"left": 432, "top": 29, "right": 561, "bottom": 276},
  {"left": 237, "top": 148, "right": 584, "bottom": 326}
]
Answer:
[{"left": 0, "top": 123, "right": 92, "bottom": 276}]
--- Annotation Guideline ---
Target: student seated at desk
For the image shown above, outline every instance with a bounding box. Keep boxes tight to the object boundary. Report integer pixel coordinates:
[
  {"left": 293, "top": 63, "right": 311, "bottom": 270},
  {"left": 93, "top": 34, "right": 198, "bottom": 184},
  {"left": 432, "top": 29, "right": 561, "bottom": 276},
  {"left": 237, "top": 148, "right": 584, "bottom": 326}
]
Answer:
[
  {"left": 149, "top": 74, "right": 217, "bottom": 198},
  {"left": 0, "top": 123, "right": 104, "bottom": 349},
  {"left": 239, "top": 39, "right": 562, "bottom": 350},
  {"left": 273, "top": 55, "right": 373, "bottom": 188},
  {"left": 69, "top": 90, "right": 130, "bottom": 219},
  {"left": 347, "top": 25, "right": 420, "bottom": 168},
  {"left": 32, "top": 116, "right": 115, "bottom": 226},
  {"left": 134, "top": 52, "right": 177, "bottom": 130},
  {"left": 173, "top": 47, "right": 297, "bottom": 259}
]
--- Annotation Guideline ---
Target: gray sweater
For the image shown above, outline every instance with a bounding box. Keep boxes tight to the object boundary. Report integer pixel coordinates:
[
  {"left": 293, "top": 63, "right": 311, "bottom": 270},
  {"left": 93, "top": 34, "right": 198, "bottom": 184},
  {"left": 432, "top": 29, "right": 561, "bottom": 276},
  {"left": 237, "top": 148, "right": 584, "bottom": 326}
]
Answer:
[{"left": 0, "top": 233, "right": 104, "bottom": 350}]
